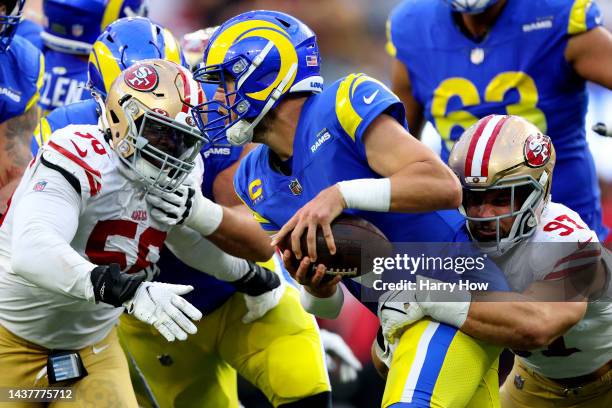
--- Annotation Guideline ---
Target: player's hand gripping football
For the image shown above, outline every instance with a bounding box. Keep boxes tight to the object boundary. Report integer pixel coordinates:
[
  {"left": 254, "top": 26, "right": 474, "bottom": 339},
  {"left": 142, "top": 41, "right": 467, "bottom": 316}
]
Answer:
[
  {"left": 271, "top": 185, "right": 347, "bottom": 261},
  {"left": 282, "top": 251, "right": 342, "bottom": 299}
]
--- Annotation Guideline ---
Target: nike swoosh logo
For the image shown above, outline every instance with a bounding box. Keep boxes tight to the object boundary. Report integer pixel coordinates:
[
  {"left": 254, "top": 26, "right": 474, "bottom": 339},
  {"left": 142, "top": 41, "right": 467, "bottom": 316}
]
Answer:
[
  {"left": 70, "top": 140, "right": 88, "bottom": 158},
  {"left": 363, "top": 89, "right": 379, "bottom": 105},
  {"left": 92, "top": 344, "right": 110, "bottom": 354},
  {"left": 379, "top": 304, "right": 407, "bottom": 315}
]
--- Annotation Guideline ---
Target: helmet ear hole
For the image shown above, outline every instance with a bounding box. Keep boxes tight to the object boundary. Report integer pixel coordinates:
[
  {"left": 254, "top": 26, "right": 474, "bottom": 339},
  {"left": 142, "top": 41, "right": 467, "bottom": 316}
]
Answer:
[{"left": 109, "top": 110, "right": 120, "bottom": 124}]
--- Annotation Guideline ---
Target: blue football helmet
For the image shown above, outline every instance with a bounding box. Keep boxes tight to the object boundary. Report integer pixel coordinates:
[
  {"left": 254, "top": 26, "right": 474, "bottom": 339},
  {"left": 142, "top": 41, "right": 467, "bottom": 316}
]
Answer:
[
  {"left": 445, "top": 0, "right": 499, "bottom": 14},
  {"left": 41, "top": 0, "right": 148, "bottom": 55},
  {"left": 0, "top": 0, "right": 25, "bottom": 52},
  {"left": 88, "top": 16, "right": 187, "bottom": 99},
  {"left": 192, "top": 10, "right": 323, "bottom": 146}
]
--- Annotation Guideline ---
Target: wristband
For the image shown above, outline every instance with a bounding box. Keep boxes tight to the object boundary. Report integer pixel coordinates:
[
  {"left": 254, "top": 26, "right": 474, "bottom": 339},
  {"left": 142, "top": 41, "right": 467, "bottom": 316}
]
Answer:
[
  {"left": 337, "top": 178, "right": 391, "bottom": 212},
  {"left": 186, "top": 193, "right": 224, "bottom": 236},
  {"left": 299, "top": 284, "right": 344, "bottom": 319},
  {"left": 415, "top": 276, "right": 471, "bottom": 328},
  {"left": 90, "top": 263, "right": 146, "bottom": 307}
]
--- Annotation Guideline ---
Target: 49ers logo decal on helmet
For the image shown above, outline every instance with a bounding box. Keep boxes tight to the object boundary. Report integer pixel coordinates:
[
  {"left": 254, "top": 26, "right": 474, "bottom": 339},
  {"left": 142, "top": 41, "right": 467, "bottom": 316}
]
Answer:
[
  {"left": 524, "top": 133, "right": 552, "bottom": 168},
  {"left": 124, "top": 64, "right": 159, "bottom": 92}
]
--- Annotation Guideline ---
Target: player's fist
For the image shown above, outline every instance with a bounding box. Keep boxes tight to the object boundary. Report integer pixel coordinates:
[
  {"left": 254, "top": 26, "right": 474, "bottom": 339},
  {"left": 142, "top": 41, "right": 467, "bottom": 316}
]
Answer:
[{"left": 123, "top": 282, "right": 203, "bottom": 342}]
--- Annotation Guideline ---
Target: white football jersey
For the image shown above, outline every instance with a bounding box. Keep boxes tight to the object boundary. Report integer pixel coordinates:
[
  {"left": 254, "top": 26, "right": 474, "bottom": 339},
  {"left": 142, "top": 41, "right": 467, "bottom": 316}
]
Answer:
[
  {"left": 0, "top": 124, "right": 203, "bottom": 350},
  {"left": 494, "top": 202, "right": 612, "bottom": 378}
]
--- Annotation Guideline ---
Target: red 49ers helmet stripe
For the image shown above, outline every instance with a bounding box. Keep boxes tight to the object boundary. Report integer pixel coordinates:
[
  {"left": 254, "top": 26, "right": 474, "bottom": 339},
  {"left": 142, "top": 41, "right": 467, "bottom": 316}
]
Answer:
[
  {"left": 480, "top": 115, "right": 510, "bottom": 177},
  {"left": 464, "top": 115, "right": 509, "bottom": 178}
]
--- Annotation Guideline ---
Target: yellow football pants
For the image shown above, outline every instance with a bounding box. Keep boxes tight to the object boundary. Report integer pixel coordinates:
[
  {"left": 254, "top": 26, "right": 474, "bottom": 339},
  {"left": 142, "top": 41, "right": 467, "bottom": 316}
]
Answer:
[
  {"left": 382, "top": 318, "right": 501, "bottom": 408},
  {"left": 0, "top": 324, "right": 137, "bottom": 408},
  {"left": 118, "top": 285, "right": 330, "bottom": 407},
  {"left": 500, "top": 358, "right": 612, "bottom": 407}
]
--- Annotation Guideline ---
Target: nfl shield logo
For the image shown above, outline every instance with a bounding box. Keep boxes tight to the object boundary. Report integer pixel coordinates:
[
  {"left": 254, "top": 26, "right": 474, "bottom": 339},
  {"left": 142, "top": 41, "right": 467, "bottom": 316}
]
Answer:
[
  {"left": 33, "top": 180, "right": 47, "bottom": 192},
  {"left": 288, "top": 179, "right": 303, "bottom": 195},
  {"left": 72, "top": 24, "right": 84, "bottom": 38}
]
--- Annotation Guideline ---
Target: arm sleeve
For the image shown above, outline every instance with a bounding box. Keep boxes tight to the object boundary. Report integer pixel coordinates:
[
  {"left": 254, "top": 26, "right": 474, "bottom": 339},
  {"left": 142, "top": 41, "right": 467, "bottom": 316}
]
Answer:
[
  {"left": 10, "top": 163, "right": 96, "bottom": 301},
  {"left": 165, "top": 224, "right": 254, "bottom": 282}
]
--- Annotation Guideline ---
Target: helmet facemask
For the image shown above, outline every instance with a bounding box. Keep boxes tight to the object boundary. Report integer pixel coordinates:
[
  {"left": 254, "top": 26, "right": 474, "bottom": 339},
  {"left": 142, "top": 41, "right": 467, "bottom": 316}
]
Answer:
[
  {"left": 113, "top": 96, "right": 204, "bottom": 193},
  {"left": 461, "top": 173, "right": 548, "bottom": 257},
  {"left": 192, "top": 50, "right": 297, "bottom": 147},
  {"left": 0, "top": 0, "right": 23, "bottom": 52}
]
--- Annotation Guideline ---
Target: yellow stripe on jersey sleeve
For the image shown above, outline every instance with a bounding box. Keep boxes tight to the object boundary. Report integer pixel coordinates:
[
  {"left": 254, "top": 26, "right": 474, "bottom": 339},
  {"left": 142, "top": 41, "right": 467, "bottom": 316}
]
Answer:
[
  {"left": 336, "top": 73, "right": 363, "bottom": 141},
  {"left": 568, "top": 0, "right": 593, "bottom": 34},
  {"left": 25, "top": 53, "right": 45, "bottom": 112},
  {"left": 336, "top": 73, "right": 395, "bottom": 141},
  {"left": 385, "top": 19, "right": 397, "bottom": 58}
]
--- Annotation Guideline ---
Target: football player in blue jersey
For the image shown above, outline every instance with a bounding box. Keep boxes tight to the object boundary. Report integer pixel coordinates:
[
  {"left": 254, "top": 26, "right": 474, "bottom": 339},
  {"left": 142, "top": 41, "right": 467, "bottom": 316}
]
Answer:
[
  {"left": 194, "top": 10, "right": 512, "bottom": 407},
  {"left": 37, "top": 0, "right": 147, "bottom": 115},
  {"left": 387, "top": 0, "right": 612, "bottom": 242},
  {"left": 0, "top": 0, "right": 44, "bottom": 210},
  {"left": 35, "top": 17, "right": 334, "bottom": 408}
]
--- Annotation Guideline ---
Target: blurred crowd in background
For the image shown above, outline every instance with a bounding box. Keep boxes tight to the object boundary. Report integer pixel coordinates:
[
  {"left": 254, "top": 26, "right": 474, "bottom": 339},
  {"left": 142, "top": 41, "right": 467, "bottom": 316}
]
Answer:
[{"left": 21, "top": 0, "right": 612, "bottom": 406}]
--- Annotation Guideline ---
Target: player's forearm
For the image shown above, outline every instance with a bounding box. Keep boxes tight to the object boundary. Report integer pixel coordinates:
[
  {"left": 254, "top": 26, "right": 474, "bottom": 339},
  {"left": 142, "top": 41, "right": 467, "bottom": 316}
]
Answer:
[
  {"left": 389, "top": 159, "right": 462, "bottom": 212},
  {"left": 207, "top": 206, "right": 273, "bottom": 262},
  {"left": 460, "top": 298, "right": 585, "bottom": 350}
]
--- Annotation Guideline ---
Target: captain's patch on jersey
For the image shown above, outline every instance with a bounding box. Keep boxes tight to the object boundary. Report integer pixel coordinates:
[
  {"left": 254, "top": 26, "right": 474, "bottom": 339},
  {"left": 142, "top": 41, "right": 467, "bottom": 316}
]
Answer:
[{"left": 33, "top": 180, "right": 48, "bottom": 192}]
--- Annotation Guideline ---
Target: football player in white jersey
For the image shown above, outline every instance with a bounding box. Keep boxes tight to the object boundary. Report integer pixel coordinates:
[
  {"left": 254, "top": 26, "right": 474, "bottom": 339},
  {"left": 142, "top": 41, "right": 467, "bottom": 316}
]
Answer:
[
  {"left": 0, "top": 59, "right": 283, "bottom": 407},
  {"left": 378, "top": 114, "right": 612, "bottom": 407}
]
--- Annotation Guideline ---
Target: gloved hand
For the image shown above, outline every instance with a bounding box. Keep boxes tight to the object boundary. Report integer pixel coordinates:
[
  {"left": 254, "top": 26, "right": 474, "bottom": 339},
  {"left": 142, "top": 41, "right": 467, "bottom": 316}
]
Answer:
[
  {"left": 593, "top": 120, "right": 612, "bottom": 137},
  {"left": 377, "top": 287, "right": 424, "bottom": 343},
  {"left": 146, "top": 184, "right": 223, "bottom": 235},
  {"left": 234, "top": 261, "right": 284, "bottom": 323},
  {"left": 320, "top": 329, "right": 362, "bottom": 383},
  {"left": 123, "top": 282, "right": 203, "bottom": 342},
  {"left": 242, "top": 280, "right": 286, "bottom": 323}
]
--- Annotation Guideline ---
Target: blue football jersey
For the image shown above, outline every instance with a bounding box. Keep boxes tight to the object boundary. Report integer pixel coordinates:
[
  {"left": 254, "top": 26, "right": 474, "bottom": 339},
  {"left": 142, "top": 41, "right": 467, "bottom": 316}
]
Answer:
[
  {"left": 0, "top": 35, "right": 44, "bottom": 124},
  {"left": 234, "top": 74, "right": 509, "bottom": 309},
  {"left": 28, "top": 95, "right": 245, "bottom": 315},
  {"left": 15, "top": 19, "right": 43, "bottom": 50},
  {"left": 38, "top": 49, "right": 91, "bottom": 115},
  {"left": 387, "top": 0, "right": 607, "bottom": 239}
]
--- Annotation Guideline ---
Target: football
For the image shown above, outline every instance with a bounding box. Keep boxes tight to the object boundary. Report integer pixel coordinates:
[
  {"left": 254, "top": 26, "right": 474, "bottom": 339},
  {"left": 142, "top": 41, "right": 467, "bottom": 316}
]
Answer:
[{"left": 278, "top": 214, "right": 391, "bottom": 282}]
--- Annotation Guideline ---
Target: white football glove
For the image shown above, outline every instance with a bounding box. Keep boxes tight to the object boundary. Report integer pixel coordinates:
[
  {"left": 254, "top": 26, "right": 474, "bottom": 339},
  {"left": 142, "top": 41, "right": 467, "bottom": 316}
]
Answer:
[
  {"left": 377, "top": 288, "right": 424, "bottom": 343},
  {"left": 123, "top": 282, "right": 203, "bottom": 342},
  {"left": 242, "top": 280, "right": 286, "bottom": 324},
  {"left": 320, "top": 329, "right": 362, "bottom": 383},
  {"left": 146, "top": 184, "right": 223, "bottom": 235},
  {"left": 373, "top": 328, "right": 398, "bottom": 370}
]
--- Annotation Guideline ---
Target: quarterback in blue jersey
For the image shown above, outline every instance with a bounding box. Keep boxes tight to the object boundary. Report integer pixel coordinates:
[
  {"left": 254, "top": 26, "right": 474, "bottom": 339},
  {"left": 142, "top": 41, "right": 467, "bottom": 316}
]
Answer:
[
  {"left": 195, "top": 10, "right": 510, "bottom": 407},
  {"left": 0, "top": 0, "right": 44, "bottom": 210},
  {"left": 387, "top": 0, "right": 612, "bottom": 241},
  {"left": 38, "top": 18, "right": 332, "bottom": 408},
  {"left": 37, "top": 0, "right": 147, "bottom": 114}
]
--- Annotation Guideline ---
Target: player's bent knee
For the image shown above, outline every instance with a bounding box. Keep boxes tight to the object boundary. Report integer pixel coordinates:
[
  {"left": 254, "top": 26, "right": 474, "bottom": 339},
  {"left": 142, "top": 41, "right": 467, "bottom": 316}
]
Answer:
[{"left": 277, "top": 391, "right": 332, "bottom": 408}]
